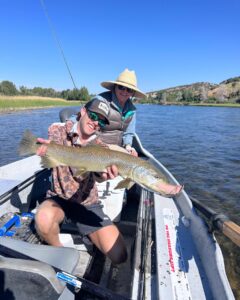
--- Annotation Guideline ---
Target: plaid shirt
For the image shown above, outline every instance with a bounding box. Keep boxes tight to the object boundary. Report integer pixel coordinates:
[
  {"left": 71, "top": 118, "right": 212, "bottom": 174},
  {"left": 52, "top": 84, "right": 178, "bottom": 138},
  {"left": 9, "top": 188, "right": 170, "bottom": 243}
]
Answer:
[{"left": 46, "top": 120, "right": 102, "bottom": 206}]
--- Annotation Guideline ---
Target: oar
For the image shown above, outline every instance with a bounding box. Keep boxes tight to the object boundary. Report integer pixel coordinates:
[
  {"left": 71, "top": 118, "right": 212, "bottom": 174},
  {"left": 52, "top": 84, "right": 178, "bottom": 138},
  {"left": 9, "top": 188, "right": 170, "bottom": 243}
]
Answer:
[{"left": 190, "top": 196, "right": 240, "bottom": 247}]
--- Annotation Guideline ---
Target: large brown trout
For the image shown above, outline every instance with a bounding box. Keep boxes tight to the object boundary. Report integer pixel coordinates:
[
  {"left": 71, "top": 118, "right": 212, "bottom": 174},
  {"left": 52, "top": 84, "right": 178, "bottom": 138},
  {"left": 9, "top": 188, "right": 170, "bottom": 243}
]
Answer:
[{"left": 19, "top": 130, "right": 170, "bottom": 195}]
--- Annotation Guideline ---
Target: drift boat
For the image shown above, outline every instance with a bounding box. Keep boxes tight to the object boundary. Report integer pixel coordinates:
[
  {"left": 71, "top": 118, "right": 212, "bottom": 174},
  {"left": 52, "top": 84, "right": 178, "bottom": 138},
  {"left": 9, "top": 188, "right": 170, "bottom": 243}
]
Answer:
[{"left": 0, "top": 111, "right": 235, "bottom": 300}]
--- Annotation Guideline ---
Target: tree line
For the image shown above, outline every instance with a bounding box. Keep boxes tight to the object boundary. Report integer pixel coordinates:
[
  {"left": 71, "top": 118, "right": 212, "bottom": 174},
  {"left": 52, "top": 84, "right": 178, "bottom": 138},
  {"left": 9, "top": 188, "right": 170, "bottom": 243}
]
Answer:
[{"left": 0, "top": 80, "right": 91, "bottom": 101}]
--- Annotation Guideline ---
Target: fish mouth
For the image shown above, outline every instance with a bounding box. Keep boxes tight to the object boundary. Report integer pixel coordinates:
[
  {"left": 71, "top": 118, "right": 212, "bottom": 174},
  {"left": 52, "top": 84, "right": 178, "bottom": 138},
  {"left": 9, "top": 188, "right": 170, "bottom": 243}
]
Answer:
[{"left": 150, "top": 182, "right": 184, "bottom": 198}]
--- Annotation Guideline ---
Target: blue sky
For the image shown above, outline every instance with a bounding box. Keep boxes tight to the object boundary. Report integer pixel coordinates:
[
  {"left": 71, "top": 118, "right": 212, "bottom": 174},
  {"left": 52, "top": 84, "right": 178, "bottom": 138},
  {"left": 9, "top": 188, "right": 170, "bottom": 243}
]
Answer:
[{"left": 0, "top": 0, "right": 239, "bottom": 94}]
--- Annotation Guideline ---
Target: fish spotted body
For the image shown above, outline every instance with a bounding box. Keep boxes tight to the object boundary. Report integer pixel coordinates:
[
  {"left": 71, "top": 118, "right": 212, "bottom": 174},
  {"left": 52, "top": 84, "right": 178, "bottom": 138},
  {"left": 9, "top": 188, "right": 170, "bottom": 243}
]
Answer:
[{"left": 19, "top": 131, "right": 169, "bottom": 195}]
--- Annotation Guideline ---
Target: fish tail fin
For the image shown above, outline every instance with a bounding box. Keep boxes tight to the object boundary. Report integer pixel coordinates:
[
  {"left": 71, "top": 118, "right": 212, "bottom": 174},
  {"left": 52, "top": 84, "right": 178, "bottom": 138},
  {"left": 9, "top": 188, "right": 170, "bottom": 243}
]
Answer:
[{"left": 18, "top": 130, "right": 38, "bottom": 156}]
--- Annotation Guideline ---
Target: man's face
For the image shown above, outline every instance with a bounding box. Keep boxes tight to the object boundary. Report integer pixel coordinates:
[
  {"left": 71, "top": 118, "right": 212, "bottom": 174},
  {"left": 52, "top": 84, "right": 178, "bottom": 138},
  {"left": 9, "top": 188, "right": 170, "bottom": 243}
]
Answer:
[{"left": 79, "top": 107, "right": 105, "bottom": 136}]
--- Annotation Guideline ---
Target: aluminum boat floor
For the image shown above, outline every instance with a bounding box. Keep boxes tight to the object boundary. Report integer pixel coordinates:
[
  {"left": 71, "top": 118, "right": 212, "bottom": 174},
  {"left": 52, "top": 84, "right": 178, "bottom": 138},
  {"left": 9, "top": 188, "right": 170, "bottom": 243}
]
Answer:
[{"left": 154, "top": 194, "right": 212, "bottom": 300}]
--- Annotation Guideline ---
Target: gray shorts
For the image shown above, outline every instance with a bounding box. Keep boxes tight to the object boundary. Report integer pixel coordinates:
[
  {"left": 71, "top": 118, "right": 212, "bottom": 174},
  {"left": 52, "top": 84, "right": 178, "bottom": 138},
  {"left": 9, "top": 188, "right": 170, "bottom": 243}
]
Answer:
[{"left": 50, "top": 196, "right": 113, "bottom": 237}]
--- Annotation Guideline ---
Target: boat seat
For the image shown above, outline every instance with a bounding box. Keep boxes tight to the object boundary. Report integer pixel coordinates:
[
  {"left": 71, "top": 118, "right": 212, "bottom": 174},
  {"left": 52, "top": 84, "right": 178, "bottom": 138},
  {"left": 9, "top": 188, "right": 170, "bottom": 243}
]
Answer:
[
  {"left": 0, "top": 256, "right": 65, "bottom": 299},
  {"left": 0, "top": 238, "right": 79, "bottom": 300},
  {"left": 0, "top": 237, "right": 79, "bottom": 273},
  {"left": 59, "top": 107, "right": 78, "bottom": 123}
]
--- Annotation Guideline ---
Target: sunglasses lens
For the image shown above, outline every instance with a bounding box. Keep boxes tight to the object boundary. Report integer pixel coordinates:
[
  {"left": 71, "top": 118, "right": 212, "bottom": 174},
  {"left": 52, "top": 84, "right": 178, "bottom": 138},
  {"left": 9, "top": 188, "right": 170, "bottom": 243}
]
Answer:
[
  {"left": 117, "top": 85, "right": 133, "bottom": 93},
  {"left": 87, "top": 111, "right": 106, "bottom": 128},
  {"left": 117, "top": 85, "right": 124, "bottom": 90},
  {"left": 90, "top": 112, "right": 97, "bottom": 121},
  {"left": 98, "top": 120, "right": 105, "bottom": 128}
]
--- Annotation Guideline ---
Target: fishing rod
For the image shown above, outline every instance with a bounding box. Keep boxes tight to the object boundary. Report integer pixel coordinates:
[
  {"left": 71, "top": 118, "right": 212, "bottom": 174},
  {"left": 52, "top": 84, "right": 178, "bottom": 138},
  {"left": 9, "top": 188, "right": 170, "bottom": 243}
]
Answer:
[
  {"left": 39, "top": 0, "right": 78, "bottom": 89},
  {"left": 190, "top": 196, "right": 240, "bottom": 247}
]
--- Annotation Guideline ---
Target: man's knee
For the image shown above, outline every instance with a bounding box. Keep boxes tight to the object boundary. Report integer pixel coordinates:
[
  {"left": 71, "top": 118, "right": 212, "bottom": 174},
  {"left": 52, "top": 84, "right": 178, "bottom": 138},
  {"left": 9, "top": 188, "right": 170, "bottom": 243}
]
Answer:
[
  {"left": 89, "top": 225, "right": 128, "bottom": 264},
  {"left": 35, "top": 209, "right": 55, "bottom": 234},
  {"left": 34, "top": 201, "right": 65, "bottom": 246},
  {"left": 35, "top": 200, "right": 64, "bottom": 231}
]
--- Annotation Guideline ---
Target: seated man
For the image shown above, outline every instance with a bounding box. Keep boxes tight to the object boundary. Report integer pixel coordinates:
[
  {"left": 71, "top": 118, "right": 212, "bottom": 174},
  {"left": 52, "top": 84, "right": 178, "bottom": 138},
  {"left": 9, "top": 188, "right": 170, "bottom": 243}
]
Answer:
[
  {"left": 67, "top": 69, "right": 145, "bottom": 156},
  {"left": 35, "top": 98, "right": 127, "bottom": 264},
  {"left": 34, "top": 98, "right": 183, "bottom": 265}
]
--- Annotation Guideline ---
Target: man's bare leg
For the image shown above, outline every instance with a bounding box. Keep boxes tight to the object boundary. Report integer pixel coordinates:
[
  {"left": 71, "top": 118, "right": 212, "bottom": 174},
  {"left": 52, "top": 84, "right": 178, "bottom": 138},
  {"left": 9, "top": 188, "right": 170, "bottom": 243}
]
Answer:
[
  {"left": 35, "top": 199, "right": 65, "bottom": 246},
  {"left": 89, "top": 225, "right": 127, "bottom": 265}
]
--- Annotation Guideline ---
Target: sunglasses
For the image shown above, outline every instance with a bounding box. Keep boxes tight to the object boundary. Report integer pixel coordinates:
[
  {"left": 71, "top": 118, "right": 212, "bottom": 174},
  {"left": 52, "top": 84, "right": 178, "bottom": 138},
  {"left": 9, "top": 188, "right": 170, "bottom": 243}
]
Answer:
[
  {"left": 117, "top": 85, "right": 134, "bottom": 94},
  {"left": 87, "top": 111, "right": 107, "bottom": 128}
]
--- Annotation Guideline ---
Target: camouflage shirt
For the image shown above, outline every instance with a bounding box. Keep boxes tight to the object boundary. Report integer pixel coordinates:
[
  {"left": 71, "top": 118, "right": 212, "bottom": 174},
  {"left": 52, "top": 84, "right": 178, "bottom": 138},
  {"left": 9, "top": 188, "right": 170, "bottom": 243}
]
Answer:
[{"left": 46, "top": 120, "right": 102, "bottom": 206}]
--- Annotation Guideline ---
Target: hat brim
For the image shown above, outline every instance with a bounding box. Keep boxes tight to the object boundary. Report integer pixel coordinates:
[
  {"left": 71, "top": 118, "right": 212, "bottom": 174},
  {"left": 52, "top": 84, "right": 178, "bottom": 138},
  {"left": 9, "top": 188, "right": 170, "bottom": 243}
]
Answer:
[
  {"left": 85, "top": 101, "right": 110, "bottom": 124},
  {"left": 87, "top": 108, "right": 110, "bottom": 124},
  {"left": 101, "top": 81, "right": 146, "bottom": 99}
]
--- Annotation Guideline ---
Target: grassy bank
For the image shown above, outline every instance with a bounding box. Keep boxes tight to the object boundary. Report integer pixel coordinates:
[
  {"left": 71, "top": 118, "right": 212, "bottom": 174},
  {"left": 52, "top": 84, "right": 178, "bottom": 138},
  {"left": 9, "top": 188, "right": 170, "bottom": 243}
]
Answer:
[
  {"left": 0, "top": 95, "right": 82, "bottom": 112},
  {"left": 185, "top": 102, "right": 240, "bottom": 108},
  {"left": 1, "top": 96, "right": 240, "bottom": 112}
]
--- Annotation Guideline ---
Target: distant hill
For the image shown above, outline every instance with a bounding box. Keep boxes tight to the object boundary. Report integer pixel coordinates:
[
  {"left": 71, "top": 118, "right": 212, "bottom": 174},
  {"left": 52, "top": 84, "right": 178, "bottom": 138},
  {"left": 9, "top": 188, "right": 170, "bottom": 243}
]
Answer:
[{"left": 145, "top": 76, "right": 240, "bottom": 104}]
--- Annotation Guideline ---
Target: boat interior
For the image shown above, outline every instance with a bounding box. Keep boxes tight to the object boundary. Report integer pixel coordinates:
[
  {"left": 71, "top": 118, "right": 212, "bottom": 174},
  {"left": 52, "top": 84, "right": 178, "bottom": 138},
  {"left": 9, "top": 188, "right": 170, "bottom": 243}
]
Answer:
[
  {"left": 0, "top": 137, "right": 154, "bottom": 300},
  {"left": 0, "top": 109, "right": 234, "bottom": 300}
]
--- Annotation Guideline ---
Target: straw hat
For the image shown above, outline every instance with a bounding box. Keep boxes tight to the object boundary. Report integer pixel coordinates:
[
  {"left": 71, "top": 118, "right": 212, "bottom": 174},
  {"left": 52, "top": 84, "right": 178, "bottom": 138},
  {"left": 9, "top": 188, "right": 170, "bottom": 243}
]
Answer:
[{"left": 101, "top": 69, "right": 146, "bottom": 98}]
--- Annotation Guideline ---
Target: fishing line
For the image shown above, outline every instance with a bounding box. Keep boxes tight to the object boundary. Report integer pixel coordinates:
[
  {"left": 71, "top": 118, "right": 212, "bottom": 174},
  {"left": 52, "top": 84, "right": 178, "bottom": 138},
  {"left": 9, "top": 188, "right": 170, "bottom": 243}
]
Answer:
[{"left": 39, "top": 0, "right": 78, "bottom": 89}]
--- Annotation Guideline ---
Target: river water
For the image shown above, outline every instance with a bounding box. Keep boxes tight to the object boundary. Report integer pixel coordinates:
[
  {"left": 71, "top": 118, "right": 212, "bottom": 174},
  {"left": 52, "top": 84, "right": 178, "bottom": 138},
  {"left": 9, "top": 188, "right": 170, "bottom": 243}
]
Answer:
[{"left": 0, "top": 104, "right": 240, "bottom": 297}]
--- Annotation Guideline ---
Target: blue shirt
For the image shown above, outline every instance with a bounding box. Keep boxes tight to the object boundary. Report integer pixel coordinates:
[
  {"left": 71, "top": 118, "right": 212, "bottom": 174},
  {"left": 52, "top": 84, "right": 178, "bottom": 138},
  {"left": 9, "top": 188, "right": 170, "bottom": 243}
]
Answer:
[{"left": 122, "top": 112, "right": 136, "bottom": 146}]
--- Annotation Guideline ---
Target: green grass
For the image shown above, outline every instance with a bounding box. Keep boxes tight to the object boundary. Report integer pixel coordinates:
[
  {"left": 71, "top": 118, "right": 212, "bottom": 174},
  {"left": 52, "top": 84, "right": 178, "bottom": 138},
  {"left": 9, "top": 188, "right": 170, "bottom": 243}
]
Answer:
[
  {"left": 1, "top": 96, "right": 240, "bottom": 112},
  {"left": 188, "top": 102, "right": 240, "bottom": 108},
  {"left": 0, "top": 96, "right": 82, "bottom": 112},
  {"left": 138, "top": 99, "right": 240, "bottom": 108}
]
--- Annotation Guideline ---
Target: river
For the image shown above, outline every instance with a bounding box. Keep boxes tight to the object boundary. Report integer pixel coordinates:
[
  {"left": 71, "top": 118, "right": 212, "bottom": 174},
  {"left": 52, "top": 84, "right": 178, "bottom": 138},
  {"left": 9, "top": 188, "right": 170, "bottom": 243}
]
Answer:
[{"left": 0, "top": 104, "right": 240, "bottom": 297}]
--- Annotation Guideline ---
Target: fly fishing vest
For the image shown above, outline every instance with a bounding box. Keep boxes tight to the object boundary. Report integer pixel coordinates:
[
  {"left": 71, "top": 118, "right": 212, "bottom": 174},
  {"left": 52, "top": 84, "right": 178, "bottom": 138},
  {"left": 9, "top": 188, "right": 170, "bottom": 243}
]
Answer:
[{"left": 96, "top": 91, "right": 136, "bottom": 145}]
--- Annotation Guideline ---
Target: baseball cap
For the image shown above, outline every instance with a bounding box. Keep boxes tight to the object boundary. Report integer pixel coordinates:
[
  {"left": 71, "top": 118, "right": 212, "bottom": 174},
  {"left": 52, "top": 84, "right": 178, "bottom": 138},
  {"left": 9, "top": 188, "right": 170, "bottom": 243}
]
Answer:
[{"left": 85, "top": 98, "right": 110, "bottom": 124}]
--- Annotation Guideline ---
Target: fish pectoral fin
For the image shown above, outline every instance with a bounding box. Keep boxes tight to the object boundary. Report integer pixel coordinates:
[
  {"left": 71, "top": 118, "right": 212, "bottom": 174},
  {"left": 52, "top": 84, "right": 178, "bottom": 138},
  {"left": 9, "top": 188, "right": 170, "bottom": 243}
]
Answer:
[
  {"left": 41, "top": 155, "right": 61, "bottom": 168},
  {"left": 114, "top": 178, "right": 135, "bottom": 190}
]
